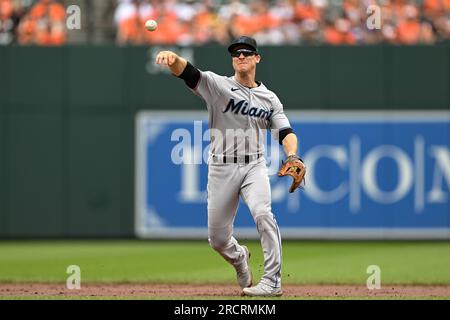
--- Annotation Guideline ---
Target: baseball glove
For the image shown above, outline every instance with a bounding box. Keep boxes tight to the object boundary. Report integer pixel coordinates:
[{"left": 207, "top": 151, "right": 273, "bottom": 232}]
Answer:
[{"left": 278, "top": 155, "right": 306, "bottom": 193}]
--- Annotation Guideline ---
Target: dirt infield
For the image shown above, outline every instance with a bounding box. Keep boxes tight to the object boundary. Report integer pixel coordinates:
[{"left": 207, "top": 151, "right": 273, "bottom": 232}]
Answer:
[{"left": 1, "top": 283, "right": 450, "bottom": 298}]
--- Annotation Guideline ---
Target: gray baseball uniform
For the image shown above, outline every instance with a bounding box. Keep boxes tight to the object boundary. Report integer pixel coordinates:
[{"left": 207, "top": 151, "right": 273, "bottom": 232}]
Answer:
[{"left": 182, "top": 67, "right": 291, "bottom": 289}]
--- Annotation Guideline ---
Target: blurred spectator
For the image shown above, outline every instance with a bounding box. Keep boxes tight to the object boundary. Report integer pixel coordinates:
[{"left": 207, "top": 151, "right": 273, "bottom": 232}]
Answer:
[
  {"left": 433, "top": 14, "right": 450, "bottom": 40},
  {"left": 232, "top": 0, "right": 282, "bottom": 44},
  {"left": 17, "top": 0, "right": 66, "bottom": 45},
  {"left": 324, "top": 17, "right": 357, "bottom": 45},
  {"left": 0, "top": 0, "right": 15, "bottom": 45},
  {"left": 115, "top": 0, "right": 153, "bottom": 26},
  {"left": 2, "top": 0, "right": 450, "bottom": 46},
  {"left": 184, "top": 0, "right": 220, "bottom": 45},
  {"left": 146, "top": 1, "right": 183, "bottom": 45},
  {"left": 423, "top": 0, "right": 450, "bottom": 19},
  {"left": 218, "top": 0, "right": 250, "bottom": 21},
  {"left": 116, "top": 0, "right": 152, "bottom": 44},
  {"left": 113, "top": 0, "right": 450, "bottom": 46},
  {"left": 396, "top": 4, "right": 422, "bottom": 44},
  {"left": 293, "top": 0, "right": 321, "bottom": 22}
]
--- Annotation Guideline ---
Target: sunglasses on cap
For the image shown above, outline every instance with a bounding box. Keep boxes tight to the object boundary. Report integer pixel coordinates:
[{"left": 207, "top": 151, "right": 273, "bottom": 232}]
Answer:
[{"left": 230, "top": 49, "right": 258, "bottom": 58}]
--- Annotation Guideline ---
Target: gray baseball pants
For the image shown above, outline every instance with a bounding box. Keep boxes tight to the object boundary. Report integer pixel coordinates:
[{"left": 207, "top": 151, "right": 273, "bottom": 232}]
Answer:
[{"left": 207, "top": 156, "right": 282, "bottom": 288}]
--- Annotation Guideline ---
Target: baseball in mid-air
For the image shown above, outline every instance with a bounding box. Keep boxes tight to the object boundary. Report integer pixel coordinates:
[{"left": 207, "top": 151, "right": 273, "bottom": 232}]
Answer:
[{"left": 145, "top": 19, "right": 158, "bottom": 31}]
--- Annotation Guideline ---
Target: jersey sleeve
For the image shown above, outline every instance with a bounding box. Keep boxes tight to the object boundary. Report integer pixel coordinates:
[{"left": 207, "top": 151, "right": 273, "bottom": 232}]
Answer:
[
  {"left": 269, "top": 97, "right": 291, "bottom": 131},
  {"left": 192, "top": 71, "right": 222, "bottom": 105},
  {"left": 269, "top": 96, "right": 292, "bottom": 144}
]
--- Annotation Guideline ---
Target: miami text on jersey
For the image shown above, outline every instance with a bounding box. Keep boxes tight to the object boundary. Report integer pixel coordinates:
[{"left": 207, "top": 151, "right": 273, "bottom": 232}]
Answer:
[{"left": 223, "top": 98, "right": 274, "bottom": 120}]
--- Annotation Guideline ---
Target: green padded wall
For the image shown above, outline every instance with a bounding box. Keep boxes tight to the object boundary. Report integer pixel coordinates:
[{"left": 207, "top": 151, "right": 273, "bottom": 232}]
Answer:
[{"left": 0, "top": 45, "right": 448, "bottom": 237}]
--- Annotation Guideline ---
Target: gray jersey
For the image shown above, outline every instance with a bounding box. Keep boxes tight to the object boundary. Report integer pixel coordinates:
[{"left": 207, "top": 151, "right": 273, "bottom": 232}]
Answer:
[
  {"left": 192, "top": 71, "right": 291, "bottom": 158},
  {"left": 178, "top": 65, "right": 286, "bottom": 289}
]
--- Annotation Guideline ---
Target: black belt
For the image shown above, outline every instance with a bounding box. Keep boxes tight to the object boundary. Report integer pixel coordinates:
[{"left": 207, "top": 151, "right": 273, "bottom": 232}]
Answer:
[{"left": 213, "top": 154, "right": 262, "bottom": 164}]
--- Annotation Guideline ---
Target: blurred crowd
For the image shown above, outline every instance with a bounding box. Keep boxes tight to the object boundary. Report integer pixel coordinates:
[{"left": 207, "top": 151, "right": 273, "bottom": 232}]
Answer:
[
  {"left": 1, "top": 0, "right": 450, "bottom": 46},
  {"left": 0, "top": 0, "right": 66, "bottom": 45},
  {"left": 115, "top": 0, "right": 450, "bottom": 45}
]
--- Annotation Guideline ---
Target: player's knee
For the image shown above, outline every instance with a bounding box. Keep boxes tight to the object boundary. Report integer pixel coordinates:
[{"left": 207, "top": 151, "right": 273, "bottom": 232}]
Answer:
[
  {"left": 255, "top": 214, "right": 278, "bottom": 233},
  {"left": 249, "top": 202, "right": 271, "bottom": 219},
  {"left": 208, "top": 234, "right": 230, "bottom": 251}
]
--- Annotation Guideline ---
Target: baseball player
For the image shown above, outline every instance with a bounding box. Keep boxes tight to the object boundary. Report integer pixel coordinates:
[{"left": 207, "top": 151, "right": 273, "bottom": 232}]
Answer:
[{"left": 156, "top": 36, "right": 305, "bottom": 297}]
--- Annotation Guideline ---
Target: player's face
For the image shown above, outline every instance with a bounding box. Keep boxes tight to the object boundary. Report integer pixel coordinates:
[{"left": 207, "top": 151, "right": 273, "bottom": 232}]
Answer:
[{"left": 231, "top": 47, "right": 261, "bottom": 74}]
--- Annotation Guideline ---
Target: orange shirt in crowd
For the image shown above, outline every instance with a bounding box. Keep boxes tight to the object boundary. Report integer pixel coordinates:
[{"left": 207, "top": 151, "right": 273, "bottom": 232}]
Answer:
[
  {"left": 30, "top": 0, "right": 65, "bottom": 21},
  {"left": 234, "top": 12, "right": 280, "bottom": 35},
  {"left": 191, "top": 10, "right": 216, "bottom": 44},
  {"left": 233, "top": 15, "right": 253, "bottom": 35},
  {"left": 0, "top": 0, "right": 13, "bottom": 19},
  {"left": 145, "top": 10, "right": 184, "bottom": 45},
  {"left": 424, "top": 0, "right": 450, "bottom": 15},
  {"left": 118, "top": 8, "right": 187, "bottom": 45},
  {"left": 391, "top": 0, "right": 409, "bottom": 19},
  {"left": 294, "top": 2, "right": 321, "bottom": 21},
  {"left": 119, "top": 15, "right": 148, "bottom": 44},
  {"left": 17, "top": 15, "right": 36, "bottom": 44},
  {"left": 396, "top": 19, "right": 421, "bottom": 44},
  {"left": 324, "top": 26, "right": 356, "bottom": 45},
  {"left": 19, "top": 0, "right": 67, "bottom": 45}
]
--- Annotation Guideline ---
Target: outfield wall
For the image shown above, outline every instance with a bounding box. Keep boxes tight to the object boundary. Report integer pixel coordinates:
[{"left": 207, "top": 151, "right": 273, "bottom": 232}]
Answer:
[
  {"left": 136, "top": 111, "right": 450, "bottom": 239},
  {"left": 0, "top": 45, "right": 449, "bottom": 238}
]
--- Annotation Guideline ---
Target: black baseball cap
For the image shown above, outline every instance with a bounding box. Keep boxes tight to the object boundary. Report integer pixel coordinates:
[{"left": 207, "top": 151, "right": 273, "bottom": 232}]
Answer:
[{"left": 228, "top": 36, "right": 258, "bottom": 53}]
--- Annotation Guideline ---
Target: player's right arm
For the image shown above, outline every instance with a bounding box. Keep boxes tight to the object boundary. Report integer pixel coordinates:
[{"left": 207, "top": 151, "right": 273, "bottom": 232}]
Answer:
[
  {"left": 155, "top": 51, "right": 220, "bottom": 104},
  {"left": 155, "top": 51, "right": 187, "bottom": 76},
  {"left": 155, "top": 51, "right": 201, "bottom": 90}
]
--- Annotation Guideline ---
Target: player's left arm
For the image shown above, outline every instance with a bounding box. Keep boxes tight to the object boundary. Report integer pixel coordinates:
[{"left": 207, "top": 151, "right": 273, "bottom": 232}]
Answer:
[
  {"left": 271, "top": 101, "right": 306, "bottom": 191},
  {"left": 281, "top": 132, "right": 298, "bottom": 157},
  {"left": 269, "top": 99, "right": 300, "bottom": 157}
]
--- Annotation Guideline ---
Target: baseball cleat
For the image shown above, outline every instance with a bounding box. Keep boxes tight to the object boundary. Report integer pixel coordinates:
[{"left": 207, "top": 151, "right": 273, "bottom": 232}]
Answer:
[
  {"left": 235, "top": 245, "right": 252, "bottom": 288},
  {"left": 242, "top": 282, "right": 283, "bottom": 297}
]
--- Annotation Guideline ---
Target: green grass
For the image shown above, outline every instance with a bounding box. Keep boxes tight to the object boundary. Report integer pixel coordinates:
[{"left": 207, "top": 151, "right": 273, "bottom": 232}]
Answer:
[{"left": 0, "top": 240, "right": 450, "bottom": 285}]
